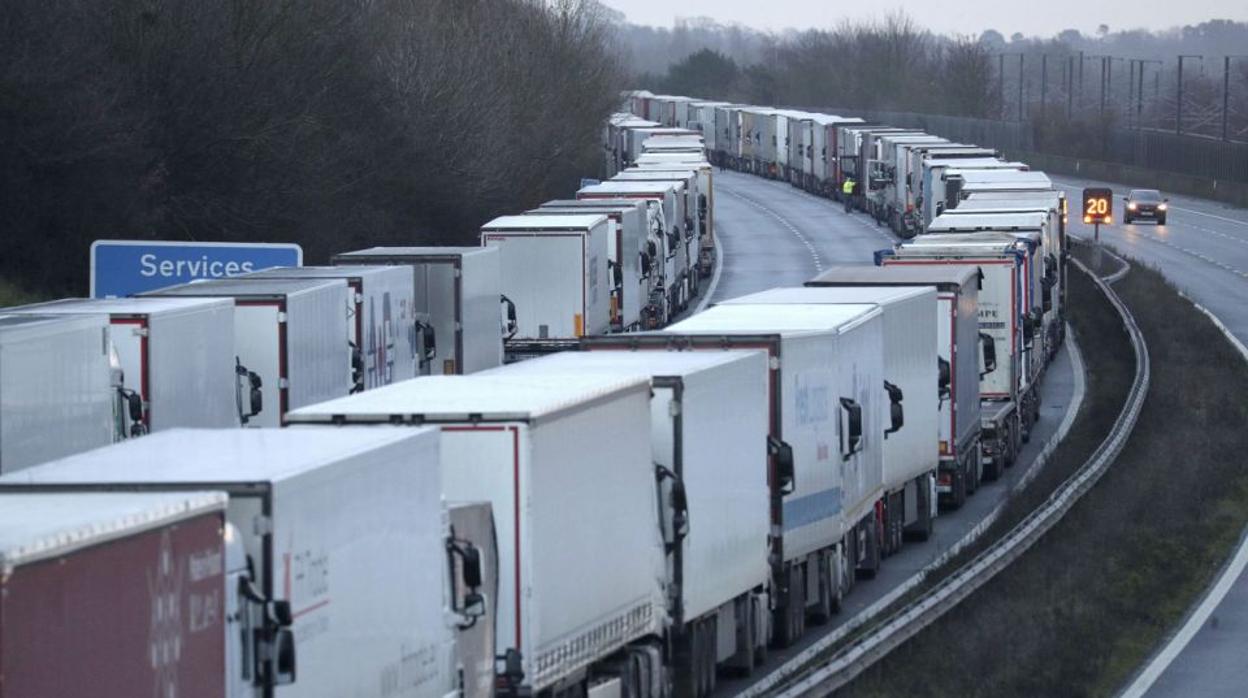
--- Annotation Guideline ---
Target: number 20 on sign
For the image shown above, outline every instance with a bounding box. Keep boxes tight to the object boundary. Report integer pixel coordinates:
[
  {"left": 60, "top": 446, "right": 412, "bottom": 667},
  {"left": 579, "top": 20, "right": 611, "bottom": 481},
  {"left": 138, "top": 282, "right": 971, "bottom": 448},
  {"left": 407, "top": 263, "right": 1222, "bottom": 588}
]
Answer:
[{"left": 1082, "top": 187, "right": 1113, "bottom": 225}]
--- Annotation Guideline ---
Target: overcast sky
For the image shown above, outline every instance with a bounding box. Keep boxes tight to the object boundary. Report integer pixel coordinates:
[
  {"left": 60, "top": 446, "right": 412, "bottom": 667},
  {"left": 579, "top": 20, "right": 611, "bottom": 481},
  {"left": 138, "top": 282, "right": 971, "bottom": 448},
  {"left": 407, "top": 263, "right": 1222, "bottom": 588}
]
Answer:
[{"left": 599, "top": 0, "right": 1248, "bottom": 39}]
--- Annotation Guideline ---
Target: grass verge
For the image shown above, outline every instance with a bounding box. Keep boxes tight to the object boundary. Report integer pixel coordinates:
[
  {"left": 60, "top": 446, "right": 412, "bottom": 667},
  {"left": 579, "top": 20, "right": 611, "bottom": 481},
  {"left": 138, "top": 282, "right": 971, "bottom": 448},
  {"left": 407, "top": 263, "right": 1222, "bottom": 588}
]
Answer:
[{"left": 840, "top": 244, "right": 1248, "bottom": 697}]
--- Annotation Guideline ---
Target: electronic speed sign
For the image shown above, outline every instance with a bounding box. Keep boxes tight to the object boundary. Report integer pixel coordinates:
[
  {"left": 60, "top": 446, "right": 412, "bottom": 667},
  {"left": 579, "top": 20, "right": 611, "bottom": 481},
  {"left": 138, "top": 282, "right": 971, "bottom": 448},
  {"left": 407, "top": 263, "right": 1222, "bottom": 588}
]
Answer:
[{"left": 1082, "top": 187, "right": 1113, "bottom": 225}]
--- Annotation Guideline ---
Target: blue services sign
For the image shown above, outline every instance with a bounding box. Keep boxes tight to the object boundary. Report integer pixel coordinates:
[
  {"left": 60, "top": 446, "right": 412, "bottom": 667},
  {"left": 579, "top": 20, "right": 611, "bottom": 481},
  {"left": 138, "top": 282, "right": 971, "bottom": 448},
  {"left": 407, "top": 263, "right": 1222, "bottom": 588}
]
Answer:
[{"left": 90, "top": 240, "right": 303, "bottom": 298}]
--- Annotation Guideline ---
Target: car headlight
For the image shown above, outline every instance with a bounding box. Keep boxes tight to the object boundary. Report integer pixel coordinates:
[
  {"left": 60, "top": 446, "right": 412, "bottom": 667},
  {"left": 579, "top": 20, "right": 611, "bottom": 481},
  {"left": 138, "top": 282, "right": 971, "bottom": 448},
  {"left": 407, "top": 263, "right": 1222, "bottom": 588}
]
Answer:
[
  {"left": 1157, "top": 203, "right": 1168, "bottom": 210},
  {"left": 1127, "top": 202, "right": 1137, "bottom": 210}
]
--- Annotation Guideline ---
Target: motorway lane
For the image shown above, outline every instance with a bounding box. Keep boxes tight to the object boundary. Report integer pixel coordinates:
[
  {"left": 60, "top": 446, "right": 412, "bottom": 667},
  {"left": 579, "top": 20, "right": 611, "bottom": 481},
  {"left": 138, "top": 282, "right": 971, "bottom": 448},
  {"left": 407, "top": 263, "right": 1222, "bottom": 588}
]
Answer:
[
  {"left": 1016, "top": 174, "right": 1248, "bottom": 697},
  {"left": 711, "top": 170, "right": 896, "bottom": 301},
  {"left": 705, "top": 169, "right": 1080, "bottom": 696},
  {"left": 1052, "top": 174, "right": 1248, "bottom": 343}
]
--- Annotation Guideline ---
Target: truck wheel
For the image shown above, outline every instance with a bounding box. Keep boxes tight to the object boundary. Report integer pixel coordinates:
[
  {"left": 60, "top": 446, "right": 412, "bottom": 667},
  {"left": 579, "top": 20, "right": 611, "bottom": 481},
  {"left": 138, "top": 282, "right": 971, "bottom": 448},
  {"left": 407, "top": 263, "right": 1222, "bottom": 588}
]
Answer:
[
  {"left": 967, "top": 453, "right": 980, "bottom": 494},
  {"left": 951, "top": 468, "right": 967, "bottom": 509},
  {"left": 809, "top": 553, "right": 834, "bottom": 625},
  {"left": 673, "top": 627, "right": 699, "bottom": 698},
  {"left": 730, "top": 596, "right": 756, "bottom": 676},
  {"left": 856, "top": 523, "right": 881, "bottom": 580},
  {"left": 704, "top": 617, "right": 718, "bottom": 694}
]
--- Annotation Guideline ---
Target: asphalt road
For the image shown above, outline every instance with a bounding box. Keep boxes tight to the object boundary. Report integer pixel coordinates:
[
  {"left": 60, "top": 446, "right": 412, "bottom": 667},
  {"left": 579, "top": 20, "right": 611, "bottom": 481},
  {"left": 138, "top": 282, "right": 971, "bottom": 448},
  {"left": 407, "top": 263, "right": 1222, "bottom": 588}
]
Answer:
[
  {"left": 1045, "top": 174, "right": 1248, "bottom": 698},
  {"left": 705, "top": 170, "right": 1079, "bottom": 696}
]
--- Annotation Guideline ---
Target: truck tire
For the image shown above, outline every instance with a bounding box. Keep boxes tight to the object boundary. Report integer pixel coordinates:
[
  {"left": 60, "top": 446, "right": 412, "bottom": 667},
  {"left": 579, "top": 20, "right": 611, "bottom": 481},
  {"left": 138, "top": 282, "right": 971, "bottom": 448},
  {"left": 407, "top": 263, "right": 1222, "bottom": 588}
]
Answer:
[
  {"left": 729, "top": 595, "right": 756, "bottom": 676},
  {"left": 773, "top": 563, "right": 805, "bottom": 647},
  {"left": 950, "top": 467, "right": 967, "bottom": 509},
  {"left": 809, "top": 552, "right": 834, "bottom": 625},
  {"left": 966, "top": 453, "right": 980, "bottom": 494},
  {"left": 856, "top": 522, "right": 881, "bottom": 580}
]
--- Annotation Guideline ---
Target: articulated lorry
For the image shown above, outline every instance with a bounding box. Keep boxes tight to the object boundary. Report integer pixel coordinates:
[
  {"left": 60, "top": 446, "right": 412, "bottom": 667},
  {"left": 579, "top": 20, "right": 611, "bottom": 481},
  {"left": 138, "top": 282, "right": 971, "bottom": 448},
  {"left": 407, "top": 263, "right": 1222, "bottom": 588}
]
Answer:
[
  {"left": 8, "top": 297, "right": 243, "bottom": 433},
  {"left": 0, "top": 314, "right": 116, "bottom": 474},
  {"left": 0, "top": 491, "right": 228, "bottom": 697},
  {"left": 586, "top": 302, "right": 888, "bottom": 648},
  {"left": 880, "top": 234, "right": 1040, "bottom": 477},
  {"left": 0, "top": 426, "right": 465, "bottom": 698},
  {"left": 721, "top": 286, "right": 940, "bottom": 548},
  {"left": 486, "top": 349, "right": 772, "bottom": 691},
  {"left": 807, "top": 266, "right": 986, "bottom": 507},
  {"left": 243, "top": 265, "right": 426, "bottom": 387},
  {"left": 533, "top": 200, "right": 648, "bottom": 332},
  {"left": 332, "top": 246, "right": 506, "bottom": 375},
  {"left": 142, "top": 278, "right": 351, "bottom": 426},
  {"left": 480, "top": 214, "right": 611, "bottom": 358},
  {"left": 288, "top": 374, "right": 669, "bottom": 698}
]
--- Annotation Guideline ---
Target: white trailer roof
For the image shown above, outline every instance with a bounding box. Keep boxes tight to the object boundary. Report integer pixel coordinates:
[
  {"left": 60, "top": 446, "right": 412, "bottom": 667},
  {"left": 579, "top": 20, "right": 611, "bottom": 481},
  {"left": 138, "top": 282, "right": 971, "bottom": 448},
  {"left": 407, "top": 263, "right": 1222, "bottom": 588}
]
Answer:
[
  {"left": 0, "top": 491, "right": 226, "bottom": 572},
  {"left": 482, "top": 214, "right": 606, "bottom": 231},
  {"left": 926, "top": 158, "right": 1022, "bottom": 169},
  {"left": 480, "top": 348, "right": 762, "bottom": 380},
  {"left": 663, "top": 303, "right": 879, "bottom": 336},
  {"left": 142, "top": 277, "right": 342, "bottom": 299},
  {"left": 580, "top": 181, "right": 679, "bottom": 196},
  {"left": 901, "top": 234, "right": 1027, "bottom": 252},
  {"left": 335, "top": 246, "right": 492, "bottom": 259},
  {"left": 949, "top": 169, "right": 1052, "bottom": 185},
  {"left": 286, "top": 374, "right": 650, "bottom": 423},
  {"left": 723, "top": 286, "right": 931, "bottom": 306},
  {"left": 5, "top": 296, "right": 231, "bottom": 317},
  {"left": 0, "top": 313, "right": 104, "bottom": 342},
  {"left": 809, "top": 265, "right": 980, "bottom": 288},
  {"left": 930, "top": 212, "right": 1050, "bottom": 231},
  {"left": 243, "top": 265, "right": 396, "bottom": 280},
  {"left": 0, "top": 427, "right": 435, "bottom": 485}
]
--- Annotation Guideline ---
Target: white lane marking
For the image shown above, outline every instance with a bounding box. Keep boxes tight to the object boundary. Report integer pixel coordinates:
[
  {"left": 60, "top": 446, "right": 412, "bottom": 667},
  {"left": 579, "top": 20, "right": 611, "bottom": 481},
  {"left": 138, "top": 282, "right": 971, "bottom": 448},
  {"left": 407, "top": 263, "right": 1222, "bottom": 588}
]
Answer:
[
  {"left": 720, "top": 185, "right": 825, "bottom": 272},
  {"left": 1054, "top": 181, "right": 1248, "bottom": 230},
  {"left": 1118, "top": 298, "right": 1248, "bottom": 698},
  {"left": 1071, "top": 225, "right": 1248, "bottom": 280},
  {"left": 694, "top": 232, "right": 724, "bottom": 314}
]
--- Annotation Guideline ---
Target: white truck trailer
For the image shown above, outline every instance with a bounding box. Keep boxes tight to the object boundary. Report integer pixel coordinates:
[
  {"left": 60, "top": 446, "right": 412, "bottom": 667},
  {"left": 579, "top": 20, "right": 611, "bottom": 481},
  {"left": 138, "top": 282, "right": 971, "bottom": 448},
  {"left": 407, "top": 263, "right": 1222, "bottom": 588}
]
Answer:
[
  {"left": 578, "top": 180, "right": 687, "bottom": 322},
  {"left": 928, "top": 211, "right": 1061, "bottom": 363},
  {"left": 480, "top": 214, "right": 611, "bottom": 356},
  {"left": 0, "top": 314, "right": 116, "bottom": 474},
  {"left": 484, "top": 350, "right": 772, "bottom": 690},
  {"left": 0, "top": 426, "right": 459, "bottom": 698},
  {"left": 806, "top": 266, "right": 986, "bottom": 508},
  {"left": 881, "top": 235, "right": 1036, "bottom": 477},
  {"left": 9, "top": 297, "right": 245, "bottom": 432},
  {"left": 0, "top": 491, "right": 228, "bottom": 697},
  {"left": 242, "top": 265, "right": 423, "bottom": 388},
  {"left": 632, "top": 156, "right": 717, "bottom": 278},
  {"left": 448, "top": 501, "right": 500, "bottom": 698},
  {"left": 919, "top": 158, "right": 1029, "bottom": 227},
  {"left": 332, "top": 246, "right": 506, "bottom": 375},
  {"left": 142, "top": 278, "right": 350, "bottom": 426},
  {"left": 950, "top": 190, "right": 1070, "bottom": 353},
  {"left": 611, "top": 169, "right": 702, "bottom": 297},
  {"left": 533, "top": 201, "right": 647, "bottom": 332},
  {"left": 722, "top": 286, "right": 939, "bottom": 550},
  {"left": 287, "top": 374, "right": 668, "bottom": 698},
  {"left": 586, "top": 303, "right": 886, "bottom": 648}
]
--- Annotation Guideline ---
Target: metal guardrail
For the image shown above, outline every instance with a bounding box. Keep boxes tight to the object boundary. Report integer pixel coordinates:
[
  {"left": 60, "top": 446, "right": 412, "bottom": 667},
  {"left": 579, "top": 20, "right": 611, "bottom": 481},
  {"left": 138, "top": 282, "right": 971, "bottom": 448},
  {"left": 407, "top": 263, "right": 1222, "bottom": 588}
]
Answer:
[{"left": 772, "top": 257, "right": 1151, "bottom": 697}]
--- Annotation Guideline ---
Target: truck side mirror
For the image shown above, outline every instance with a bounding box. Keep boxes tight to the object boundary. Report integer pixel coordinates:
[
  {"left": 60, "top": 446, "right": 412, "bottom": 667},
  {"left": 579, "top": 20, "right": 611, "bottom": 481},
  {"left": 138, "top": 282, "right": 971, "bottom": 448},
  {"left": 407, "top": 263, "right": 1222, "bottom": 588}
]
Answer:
[
  {"left": 349, "top": 341, "right": 364, "bottom": 393},
  {"left": 979, "top": 333, "right": 997, "bottom": 376},
  {"left": 938, "top": 357, "right": 951, "bottom": 401},
  {"left": 1022, "top": 311, "right": 1037, "bottom": 345},
  {"left": 840, "top": 398, "right": 863, "bottom": 459},
  {"left": 270, "top": 628, "right": 296, "bottom": 686},
  {"left": 884, "top": 381, "right": 904, "bottom": 436},
  {"left": 236, "top": 358, "right": 263, "bottom": 424},
  {"left": 460, "top": 545, "right": 483, "bottom": 590},
  {"left": 640, "top": 251, "right": 651, "bottom": 278},
  {"left": 699, "top": 194, "right": 708, "bottom": 214},
  {"left": 768, "top": 436, "right": 796, "bottom": 494},
  {"left": 610, "top": 259, "right": 623, "bottom": 287},
  {"left": 500, "top": 295, "right": 518, "bottom": 340},
  {"left": 647, "top": 240, "right": 658, "bottom": 260},
  {"left": 417, "top": 321, "right": 437, "bottom": 363},
  {"left": 1042, "top": 277, "right": 1054, "bottom": 313}
]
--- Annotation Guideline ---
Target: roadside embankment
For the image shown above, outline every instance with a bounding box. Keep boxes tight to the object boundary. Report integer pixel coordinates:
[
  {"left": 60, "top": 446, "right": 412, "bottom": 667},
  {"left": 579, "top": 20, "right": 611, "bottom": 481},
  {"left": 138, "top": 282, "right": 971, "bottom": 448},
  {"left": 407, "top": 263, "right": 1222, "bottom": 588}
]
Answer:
[{"left": 841, "top": 243, "right": 1248, "bottom": 697}]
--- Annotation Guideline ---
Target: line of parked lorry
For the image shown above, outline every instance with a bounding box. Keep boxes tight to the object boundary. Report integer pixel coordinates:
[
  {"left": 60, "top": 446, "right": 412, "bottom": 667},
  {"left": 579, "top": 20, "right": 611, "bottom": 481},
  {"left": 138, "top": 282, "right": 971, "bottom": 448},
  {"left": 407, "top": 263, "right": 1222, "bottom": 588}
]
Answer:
[{"left": 0, "top": 89, "right": 1072, "bottom": 698}]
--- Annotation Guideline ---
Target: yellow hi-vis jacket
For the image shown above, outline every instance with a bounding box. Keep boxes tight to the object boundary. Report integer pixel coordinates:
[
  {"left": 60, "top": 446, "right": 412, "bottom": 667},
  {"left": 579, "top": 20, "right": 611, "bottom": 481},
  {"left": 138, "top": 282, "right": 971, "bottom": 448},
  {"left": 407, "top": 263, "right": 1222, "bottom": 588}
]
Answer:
[{"left": 842, "top": 179, "right": 855, "bottom": 195}]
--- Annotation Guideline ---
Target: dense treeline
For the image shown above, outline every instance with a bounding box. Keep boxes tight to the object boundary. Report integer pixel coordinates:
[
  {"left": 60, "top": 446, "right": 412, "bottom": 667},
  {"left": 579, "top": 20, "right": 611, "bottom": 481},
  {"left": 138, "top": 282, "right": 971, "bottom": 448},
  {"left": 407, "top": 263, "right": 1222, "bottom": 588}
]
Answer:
[
  {"left": 0, "top": 0, "right": 621, "bottom": 295},
  {"left": 636, "top": 15, "right": 1002, "bottom": 119},
  {"left": 621, "top": 14, "right": 1248, "bottom": 141}
]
